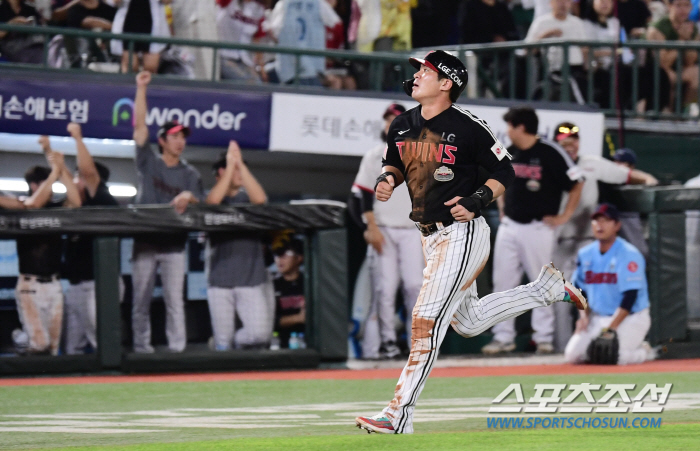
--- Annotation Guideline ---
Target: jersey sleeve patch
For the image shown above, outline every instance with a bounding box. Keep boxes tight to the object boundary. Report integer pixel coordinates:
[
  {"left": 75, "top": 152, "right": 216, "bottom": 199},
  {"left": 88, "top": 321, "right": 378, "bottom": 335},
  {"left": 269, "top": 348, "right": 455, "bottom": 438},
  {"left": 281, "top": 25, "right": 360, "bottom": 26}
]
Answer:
[{"left": 490, "top": 140, "right": 511, "bottom": 161}]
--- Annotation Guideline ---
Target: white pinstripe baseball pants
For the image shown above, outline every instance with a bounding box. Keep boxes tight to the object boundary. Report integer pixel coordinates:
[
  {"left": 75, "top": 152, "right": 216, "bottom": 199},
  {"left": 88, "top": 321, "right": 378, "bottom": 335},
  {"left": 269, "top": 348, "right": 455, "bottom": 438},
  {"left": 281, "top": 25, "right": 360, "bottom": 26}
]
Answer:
[{"left": 381, "top": 217, "right": 566, "bottom": 434}]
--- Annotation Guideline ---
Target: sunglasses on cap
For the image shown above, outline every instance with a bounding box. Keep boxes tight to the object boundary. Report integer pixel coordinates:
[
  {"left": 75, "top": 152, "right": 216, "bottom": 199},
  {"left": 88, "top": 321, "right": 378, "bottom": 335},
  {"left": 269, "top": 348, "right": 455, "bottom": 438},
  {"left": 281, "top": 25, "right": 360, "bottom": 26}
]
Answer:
[{"left": 558, "top": 125, "right": 579, "bottom": 134}]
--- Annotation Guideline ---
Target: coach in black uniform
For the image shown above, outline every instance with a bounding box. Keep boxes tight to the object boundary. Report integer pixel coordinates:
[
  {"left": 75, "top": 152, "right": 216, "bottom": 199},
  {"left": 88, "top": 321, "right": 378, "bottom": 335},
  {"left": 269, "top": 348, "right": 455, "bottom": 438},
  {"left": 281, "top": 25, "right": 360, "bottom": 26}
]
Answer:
[
  {"left": 483, "top": 107, "right": 583, "bottom": 356},
  {"left": 354, "top": 51, "right": 587, "bottom": 435},
  {"left": 63, "top": 123, "right": 119, "bottom": 355}
]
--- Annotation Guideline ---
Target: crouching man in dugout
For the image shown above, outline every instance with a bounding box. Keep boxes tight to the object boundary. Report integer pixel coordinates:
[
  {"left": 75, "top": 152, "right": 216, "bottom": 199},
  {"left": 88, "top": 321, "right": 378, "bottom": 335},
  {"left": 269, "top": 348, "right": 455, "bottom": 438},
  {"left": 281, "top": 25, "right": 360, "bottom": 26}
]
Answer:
[{"left": 565, "top": 203, "right": 659, "bottom": 364}]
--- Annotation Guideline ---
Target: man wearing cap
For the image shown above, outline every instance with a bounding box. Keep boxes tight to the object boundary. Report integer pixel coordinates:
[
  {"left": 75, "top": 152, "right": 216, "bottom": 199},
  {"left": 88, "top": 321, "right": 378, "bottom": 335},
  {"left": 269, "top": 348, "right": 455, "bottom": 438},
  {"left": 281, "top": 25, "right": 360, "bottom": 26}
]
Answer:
[
  {"left": 550, "top": 123, "right": 657, "bottom": 352},
  {"left": 606, "top": 147, "right": 657, "bottom": 259},
  {"left": 351, "top": 102, "right": 423, "bottom": 360},
  {"left": 205, "top": 140, "right": 272, "bottom": 351},
  {"left": 355, "top": 51, "right": 587, "bottom": 434},
  {"left": 564, "top": 203, "right": 657, "bottom": 364},
  {"left": 272, "top": 236, "right": 306, "bottom": 349},
  {"left": 130, "top": 71, "right": 204, "bottom": 354},
  {"left": 482, "top": 109, "right": 584, "bottom": 356}
]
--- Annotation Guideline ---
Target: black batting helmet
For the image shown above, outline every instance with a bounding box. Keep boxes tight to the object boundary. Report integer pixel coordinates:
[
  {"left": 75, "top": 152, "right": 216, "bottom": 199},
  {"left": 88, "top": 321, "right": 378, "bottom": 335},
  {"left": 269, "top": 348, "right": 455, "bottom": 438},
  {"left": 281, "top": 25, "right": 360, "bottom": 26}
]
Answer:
[{"left": 404, "top": 50, "right": 469, "bottom": 101}]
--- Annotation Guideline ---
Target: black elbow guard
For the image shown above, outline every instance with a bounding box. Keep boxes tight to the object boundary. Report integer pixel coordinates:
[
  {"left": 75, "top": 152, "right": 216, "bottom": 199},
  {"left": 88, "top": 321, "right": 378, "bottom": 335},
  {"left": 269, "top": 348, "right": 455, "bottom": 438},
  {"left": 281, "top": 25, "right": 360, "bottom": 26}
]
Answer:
[{"left": 458, "top": 185, "right": 494, "bottom": 215}]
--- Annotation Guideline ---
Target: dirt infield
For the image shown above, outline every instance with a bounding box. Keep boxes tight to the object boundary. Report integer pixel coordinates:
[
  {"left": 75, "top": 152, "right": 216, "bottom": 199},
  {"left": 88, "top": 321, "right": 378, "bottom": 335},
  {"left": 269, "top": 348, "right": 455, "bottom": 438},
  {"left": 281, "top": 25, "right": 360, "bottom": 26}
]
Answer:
[{"left": 0, "top": 358, "right": 698, "bottom": 387}]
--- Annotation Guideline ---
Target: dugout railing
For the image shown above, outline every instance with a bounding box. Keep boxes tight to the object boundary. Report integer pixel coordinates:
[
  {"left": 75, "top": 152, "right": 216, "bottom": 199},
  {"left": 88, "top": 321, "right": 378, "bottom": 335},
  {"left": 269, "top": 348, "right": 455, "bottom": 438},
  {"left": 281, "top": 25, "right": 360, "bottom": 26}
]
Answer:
[
  {"left": 1, "top": 24, "right": 700, "bottom": 119},
  {"left": 0, "top": 202, "right": 348, "bottom": 375}
]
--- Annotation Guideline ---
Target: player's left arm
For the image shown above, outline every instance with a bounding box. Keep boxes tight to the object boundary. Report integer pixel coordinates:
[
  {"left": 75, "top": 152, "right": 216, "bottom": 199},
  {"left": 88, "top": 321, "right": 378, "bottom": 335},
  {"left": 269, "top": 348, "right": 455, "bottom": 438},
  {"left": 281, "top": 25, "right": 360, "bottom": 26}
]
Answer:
[{"left": 609, "top": 247, "right": 647, "bottom": 329}]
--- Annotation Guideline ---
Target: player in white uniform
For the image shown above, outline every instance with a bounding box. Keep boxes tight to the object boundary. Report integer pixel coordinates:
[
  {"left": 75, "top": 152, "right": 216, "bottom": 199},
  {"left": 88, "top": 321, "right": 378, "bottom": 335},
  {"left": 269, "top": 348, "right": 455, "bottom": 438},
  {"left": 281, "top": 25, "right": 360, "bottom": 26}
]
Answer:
[
  {"left": 565, "top": 203, "right": 657, "bottom": 364},
  {"left": 550, "top": 123, "right": 658, "bottom": 351},
  {"left": 352, "top": 103, "right": 424, "bottom": 359}
]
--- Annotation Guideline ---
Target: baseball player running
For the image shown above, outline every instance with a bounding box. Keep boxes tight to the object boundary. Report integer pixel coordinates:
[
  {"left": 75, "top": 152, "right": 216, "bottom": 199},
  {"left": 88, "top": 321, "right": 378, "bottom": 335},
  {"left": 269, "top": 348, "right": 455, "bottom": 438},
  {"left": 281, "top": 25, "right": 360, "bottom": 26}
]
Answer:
[
  {"left": 352, "top": 103, "right": 423, "bottom": 360},
  {"left": 354, "top": 50, "right": 587, "bottom": 435}
]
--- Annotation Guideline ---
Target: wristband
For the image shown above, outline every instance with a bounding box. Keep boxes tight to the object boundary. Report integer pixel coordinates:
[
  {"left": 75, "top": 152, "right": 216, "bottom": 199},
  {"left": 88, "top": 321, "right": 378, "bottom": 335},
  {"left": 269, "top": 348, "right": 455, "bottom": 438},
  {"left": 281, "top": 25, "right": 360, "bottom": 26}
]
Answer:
[
  {"left": 374, "top": 172, "right": 396, "bottom": 192},
  {"left": 457, "top": 185, "right": 494, "bottom": 215}
]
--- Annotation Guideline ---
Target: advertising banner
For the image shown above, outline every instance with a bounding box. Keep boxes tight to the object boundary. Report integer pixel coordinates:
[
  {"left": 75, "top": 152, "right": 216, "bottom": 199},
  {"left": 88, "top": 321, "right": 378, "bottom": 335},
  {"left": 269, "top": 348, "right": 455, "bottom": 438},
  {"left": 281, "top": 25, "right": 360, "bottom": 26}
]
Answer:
[
  {"left": 0, "top": 79, "right": 271, "bottom": 149},
  {"left": 269, "top": 93, "right": 606, "bottom": 157}
]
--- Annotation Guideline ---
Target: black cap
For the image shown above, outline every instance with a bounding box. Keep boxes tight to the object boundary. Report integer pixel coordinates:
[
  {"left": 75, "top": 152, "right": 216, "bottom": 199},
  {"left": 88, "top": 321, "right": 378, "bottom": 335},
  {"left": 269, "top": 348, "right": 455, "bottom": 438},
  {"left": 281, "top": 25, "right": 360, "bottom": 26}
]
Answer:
[
  {"left": 157, "top": 120, "right": 191, "bottom": 139},
  {"left": 554, "top": 122, "right": 579, "bottom": 141},
  {"left": 272, "top": 237, "right": 304, "bottom": 256},
  {"left": 592, "top": 203, "right": 621, "bottom": 221},
  {"left": 613, "top": 148, "right": 637, "bottom": 165},
  {"left": 409, "top": 50, "right": 468, "bottom": 97},
  {"left": 383, "top": 103, "right": 406, "bottom": 119}
]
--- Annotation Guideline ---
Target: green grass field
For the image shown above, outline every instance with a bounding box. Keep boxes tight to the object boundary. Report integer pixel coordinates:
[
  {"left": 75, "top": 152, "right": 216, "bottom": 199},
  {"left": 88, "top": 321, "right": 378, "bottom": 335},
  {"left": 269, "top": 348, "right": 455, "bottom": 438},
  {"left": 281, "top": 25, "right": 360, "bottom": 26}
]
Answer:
[{"left": 1, "top": 370, "right": 698, "bottom": 450}]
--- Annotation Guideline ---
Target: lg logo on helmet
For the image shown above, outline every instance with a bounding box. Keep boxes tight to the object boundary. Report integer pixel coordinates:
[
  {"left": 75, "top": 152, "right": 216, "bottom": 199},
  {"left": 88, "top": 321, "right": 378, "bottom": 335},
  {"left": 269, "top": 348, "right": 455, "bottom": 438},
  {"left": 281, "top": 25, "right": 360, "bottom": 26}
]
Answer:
[{"left": 437, "top": 63, "right": 463, "bottom": 87}]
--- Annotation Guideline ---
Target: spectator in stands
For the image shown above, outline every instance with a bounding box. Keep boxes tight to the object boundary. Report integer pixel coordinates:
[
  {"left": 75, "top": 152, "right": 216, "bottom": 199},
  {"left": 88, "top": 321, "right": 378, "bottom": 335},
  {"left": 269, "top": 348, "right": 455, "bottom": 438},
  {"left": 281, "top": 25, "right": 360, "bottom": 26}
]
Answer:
[
  {"left": 0, "top": 0, "right": 45, "bottom": 64},
  {"left": 324, "top": 0, "right": 356, "bottom": 90},
  {"left": 459, "top": 0, "right": 519, "bottom": 45},
  {"left": 170, "top": 0, "right": 218, "bottom": 80},
  {"left": 522, "top": 0, "right": 581, "bottom": 20},
  {"left": 216, "top": 0, "right": 266, "bottom": 83},
  {"left": 582, "top": 0, "right": 625, "bottom": 108},
  {"left": 646, "top": 0, "right": 700, "bottom": 112},
  {"left": 375, "top": 0, "right": 412, "bottom": 51},
  {"left": 525, "top": 0, "right": 588, "bottom": 102},
  {"left": 272, "top": 236, "right": 306, "bottom": 349},
  {"left": 411, "top": 0, "right": 458, "bottom": 48},
  {"left": 10, "top": 144, "right": 81, "bottom": 355},
  {"left": 206, "top": 141, "right": 273, "bottom": 350},
  {"left": 617, "top": 0, "right": 652, "bottom": 38},
  {"left": 263, "top": 0, "right": 341, "bottom": 85},
  {"left": 564, "top": 203, "right": 658, "bottom": 364},
  {"left": 111, "top": 0, "right": 171, "bottom": 73},
  {"left": 62, "top": 122, "right": 119, "bottom": 355},
  {"left": 65, "top": 0, "right": 116, "bottom": 30},
  {"left": 130, "top": 71, "right": 204, "bottom": 353}
]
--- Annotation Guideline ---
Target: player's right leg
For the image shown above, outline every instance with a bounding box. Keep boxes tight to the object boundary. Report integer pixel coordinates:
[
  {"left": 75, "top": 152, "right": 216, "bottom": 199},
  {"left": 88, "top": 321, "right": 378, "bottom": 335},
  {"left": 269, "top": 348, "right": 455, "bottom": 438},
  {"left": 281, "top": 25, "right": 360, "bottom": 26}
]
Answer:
[
  {"left": 233, "top": 283, "right": 274, "bottom": 348},
  {"left": 616, "top": 308, "right": 652, "bottom": 364},
  {"left": 15, "top": 276, "right": 50, "bottom": 353},
  {"left": 45, "top": 279, "right": 64, "bottom": 356},
  {"left": 356, "top": 218, "right": 491, "bottom": 434},
  {"left": 131, "top": 242, "right": 159, "bottom": 353},
  {"left": 564, "top": 314, "right": 606, "bottom": 363},
  {"left": 207, "top": 287, "right": 235, "bottom": 351},
  {"left": 367, "top": 230, "right": 401, "bottom": 358}
]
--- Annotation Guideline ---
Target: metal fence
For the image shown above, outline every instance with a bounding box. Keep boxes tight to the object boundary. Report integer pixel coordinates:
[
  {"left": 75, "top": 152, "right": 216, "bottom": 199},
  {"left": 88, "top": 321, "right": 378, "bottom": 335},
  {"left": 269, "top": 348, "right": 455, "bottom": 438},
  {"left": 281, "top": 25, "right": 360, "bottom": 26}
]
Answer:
[{"left": 1, "top": 23, "right": 699, "bottom": 119}]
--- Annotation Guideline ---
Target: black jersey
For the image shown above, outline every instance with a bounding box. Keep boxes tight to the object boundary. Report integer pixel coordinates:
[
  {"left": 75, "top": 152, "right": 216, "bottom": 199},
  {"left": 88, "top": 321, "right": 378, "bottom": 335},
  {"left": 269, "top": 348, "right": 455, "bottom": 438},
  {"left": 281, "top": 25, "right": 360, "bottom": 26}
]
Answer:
[
  {"left": 504, "top": 138, "right": 581, "bottom": 223},
  {"left": 383, "top": 104, "right": 515, "bottom": 224},
  {"left": 63, "top": 182, "right": 119, "bottom": 284},
  {"left": 16, "top": 201, "right": 64, "bottom": 277},
  {"left": 274, "top": 273, "right": 305, "bottom": 348}
]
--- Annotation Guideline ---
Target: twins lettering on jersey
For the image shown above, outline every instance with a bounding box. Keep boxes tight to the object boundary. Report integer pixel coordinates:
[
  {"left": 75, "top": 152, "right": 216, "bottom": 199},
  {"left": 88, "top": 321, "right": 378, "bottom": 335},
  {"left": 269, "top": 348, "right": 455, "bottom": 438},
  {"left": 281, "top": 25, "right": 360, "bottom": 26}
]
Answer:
[
  {"left": 584, "top": 271, "right": 618, "bottom": 284},
  {"left": 512, "top": 163, "right": 542, "bottom": 180},
  {"left": 396, "top": 141, "right": 457, "bottom": 165}
]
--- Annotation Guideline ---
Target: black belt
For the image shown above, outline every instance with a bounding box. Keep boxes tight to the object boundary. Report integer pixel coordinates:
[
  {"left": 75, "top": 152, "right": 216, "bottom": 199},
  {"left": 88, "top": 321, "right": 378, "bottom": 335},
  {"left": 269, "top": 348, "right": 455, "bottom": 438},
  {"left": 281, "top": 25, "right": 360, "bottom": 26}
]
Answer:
[{"left": 416, "top": 220, "right": 454, "bottom": 237}]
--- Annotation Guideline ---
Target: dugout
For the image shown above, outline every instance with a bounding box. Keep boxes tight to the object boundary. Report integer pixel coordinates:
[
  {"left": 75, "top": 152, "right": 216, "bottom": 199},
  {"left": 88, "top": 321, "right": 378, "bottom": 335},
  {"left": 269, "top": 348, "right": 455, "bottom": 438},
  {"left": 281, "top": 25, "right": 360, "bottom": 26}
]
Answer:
[
  {"left": 0, "top": 203, "right": 348, "bottom": 375},
  {"left": 440, "top": 186, "right": 700, "bottom": 357}
]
